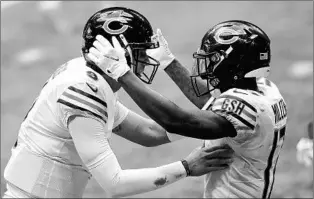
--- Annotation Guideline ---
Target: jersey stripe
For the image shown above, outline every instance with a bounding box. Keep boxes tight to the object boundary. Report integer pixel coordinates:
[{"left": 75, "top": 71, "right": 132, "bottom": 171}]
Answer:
[
  {"left": 58, "top": 85, "right": 108, "bottom": 121},
  {"left": 207, "top": 100, "right": 216, "bottom": 110},
  {"left": 202, "top": 97, "right": 216, "bottom": 110},
  {"left": 267, "top": 156, "right": 279, "bottom": 198},
  {"left": 62, "top": 91, "right": 108, "bottom": 118},
  {"left": 214, "top": 110, "right": 255, "bottom": 130},
  {"left": 229, "top": 112, "right": 255, "bottom": 130},
  {"left": 242, "top": 109, "right": 256, "bottom": 122},
  {"left": 57, "top": 99, "right": 103, "bottom": 120},
  {"left": 68, "top": 86, "right": 107, "bottom": 107},
  {"left": 262, "top": 129, "right": 278, "bottom": 198},
  {"left": 213, "top": 98, "right": 256, "bottom": 122},
  {"left": 211, "top": 98, "right": 256, "bottom": 124},
  {"left": 212, "top": 97, "right": 257, "bottom": 128},
  {"left": 219, "top": 94, "right": 257, "bottom": 113}
]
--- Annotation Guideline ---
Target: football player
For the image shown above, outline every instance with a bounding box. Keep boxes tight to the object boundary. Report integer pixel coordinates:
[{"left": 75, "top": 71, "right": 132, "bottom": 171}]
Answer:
[
  {"left": 3, "top": 7, "right": 234, "bottom": 198},
  {"left": 88, "top": 20, "right": 288, "bottom": 198}
]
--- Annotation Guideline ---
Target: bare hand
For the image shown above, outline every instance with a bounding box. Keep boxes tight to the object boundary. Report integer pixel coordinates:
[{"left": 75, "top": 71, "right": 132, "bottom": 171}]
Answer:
[{"left": 184, "top": 144, "right": 233, "bottom": 176}]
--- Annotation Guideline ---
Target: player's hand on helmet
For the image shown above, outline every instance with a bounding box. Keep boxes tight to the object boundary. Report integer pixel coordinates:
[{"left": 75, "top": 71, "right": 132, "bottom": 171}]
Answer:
[
  {"left": 87, "top": 35, "right": 130, "bottom": 81},
  {"left": 147, "top": 28, "right": 175, "bottom": 70},
  {"left": 184, "top": 144, "right": 234, "bottom": 176}
]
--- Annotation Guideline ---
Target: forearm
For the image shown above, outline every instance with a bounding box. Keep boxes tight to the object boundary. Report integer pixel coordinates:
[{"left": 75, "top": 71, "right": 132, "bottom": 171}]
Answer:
[
  {"left": 165, "top": 59, "right": 211, "bottom": 109},
  {"left": 136, "top": 120, "right": 171, "bottom": 146},
  {"left": 118, "top": 71, "right": 228, "bottom": 140},
  {"left": 118, "top": 71, "right": 190, "bottom": 134},
  {"left": 113, "top": 110, "right": 180, "bottom": 147},
  {"left": 114, "top": 162, "right": 186, "bottom": 197},
  {"left": 142, "top": 118, "right": 185, "bottom": 143},
  {"left": 142, "top": 119, "right": 184, "bottom": 144},
  {"left": 90, "top": 152, "right": 187, "bottom": 198}
]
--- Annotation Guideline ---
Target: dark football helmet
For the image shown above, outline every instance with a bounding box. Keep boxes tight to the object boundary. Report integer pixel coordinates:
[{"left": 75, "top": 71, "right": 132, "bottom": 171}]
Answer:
[
  {"left": 191, "top": 20, "right": 271, "bottom": 96},
  {"left": 82, "top": 7, "right": 160, "bottom": 84}
]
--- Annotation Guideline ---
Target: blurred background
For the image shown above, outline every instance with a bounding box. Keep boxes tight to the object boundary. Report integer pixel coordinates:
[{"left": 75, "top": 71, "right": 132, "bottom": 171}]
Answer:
[{"left": 1, "top": 1, "right": 313, "bottom": 198}]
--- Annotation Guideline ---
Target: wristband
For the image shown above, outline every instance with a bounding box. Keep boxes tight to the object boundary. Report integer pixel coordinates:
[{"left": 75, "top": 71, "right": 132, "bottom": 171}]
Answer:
[{"left": 180, "top": 159, "right": 191, "bottom": 176}]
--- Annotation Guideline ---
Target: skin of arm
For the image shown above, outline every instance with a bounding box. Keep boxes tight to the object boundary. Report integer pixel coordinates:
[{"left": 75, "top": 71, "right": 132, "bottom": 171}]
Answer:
[
  {"left": 118, "top": 71, "right": 236, "bottom": 140},
  {"left": 86, "top": 34, "right": 235, "bottom": 140},
  {"left": 164, "top": 59, "right": 211, "bottom": 109},
  {"left": 112, "top": 109, "right": 171, "bottom": 147}
]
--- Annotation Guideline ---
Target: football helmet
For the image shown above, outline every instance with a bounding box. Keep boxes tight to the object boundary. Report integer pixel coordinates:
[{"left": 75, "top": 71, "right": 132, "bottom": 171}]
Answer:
[
  {"left": 191, "top": 20, "right": 271, "bottom": 96},
  {"left": 82, "top": 7, "right": 160, "bottom": 84}
]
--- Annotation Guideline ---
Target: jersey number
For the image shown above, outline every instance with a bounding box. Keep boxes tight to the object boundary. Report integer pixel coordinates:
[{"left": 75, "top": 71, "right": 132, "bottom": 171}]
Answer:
[{"left": 263, "top": 125, "right": 286, "bottom": 198}]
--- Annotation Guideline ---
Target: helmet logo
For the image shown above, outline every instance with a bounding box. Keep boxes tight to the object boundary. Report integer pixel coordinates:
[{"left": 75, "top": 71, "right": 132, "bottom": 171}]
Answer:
[
  {"left": 99, "top": 10, "right": 132, "bottom": 35},
  {"left": 214, "top": 27, "right": 245, "bottom": 45}
]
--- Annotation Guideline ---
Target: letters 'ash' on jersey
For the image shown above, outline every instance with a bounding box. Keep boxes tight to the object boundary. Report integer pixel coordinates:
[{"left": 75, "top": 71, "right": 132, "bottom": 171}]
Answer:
[
  {"left": 4, "top": 57, "right": 129, "bottom": 197},
  {"left": 203, "top": 78, "right": 287, "bottom": 198}
]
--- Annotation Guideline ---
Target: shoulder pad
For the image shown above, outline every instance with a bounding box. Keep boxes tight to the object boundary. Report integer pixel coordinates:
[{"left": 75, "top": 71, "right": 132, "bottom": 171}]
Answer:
[
  {"left": 212, "top": 88, "right": 258, "bottom": 131},
  {"left": 257, "top": 77, "right": 273, "bottom": 87}
]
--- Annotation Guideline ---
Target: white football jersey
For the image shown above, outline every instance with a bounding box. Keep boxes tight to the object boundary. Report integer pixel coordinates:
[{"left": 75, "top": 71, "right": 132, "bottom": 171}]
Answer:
[
  {"left": 203, "top": 78, "right": 287, "bottom": 198},
  {"left": 3, "top": 57, "right": 129, "bottom": 198}
]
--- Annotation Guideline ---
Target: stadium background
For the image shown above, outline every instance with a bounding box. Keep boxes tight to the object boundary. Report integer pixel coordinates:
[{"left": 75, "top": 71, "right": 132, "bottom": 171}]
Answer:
[{"left": 1, "top": 1, "right": 313, "bottom": 198}]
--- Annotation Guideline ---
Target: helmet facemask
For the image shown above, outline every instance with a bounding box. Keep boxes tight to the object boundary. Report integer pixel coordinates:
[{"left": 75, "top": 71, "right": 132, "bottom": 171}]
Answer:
[
  {"left": 121, "top": 34, "right": 160, "bottom": 84},
  {"left": 191, "top": 46, "right": 233, "bottom": 97}
]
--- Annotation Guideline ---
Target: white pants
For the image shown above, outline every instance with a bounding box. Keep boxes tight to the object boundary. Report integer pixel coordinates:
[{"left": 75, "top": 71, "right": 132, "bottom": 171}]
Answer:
[{"left": 2, "top": 183, "right": 34, "bottom": 198}]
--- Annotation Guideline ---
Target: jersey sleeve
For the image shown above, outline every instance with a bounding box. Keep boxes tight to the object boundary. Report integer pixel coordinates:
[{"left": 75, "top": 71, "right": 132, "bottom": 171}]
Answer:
[
  {"left": 57, "top": 82, "right": 108, "bottom": 128},
  {"left": 112, "top": 101, "right": 130, "bottom": 129},
  {"left": 210, "top": 88, "right": 259, "bottom": 143},
  {"left": 69, "top": 117, "right": 187, "bottom": 198}
]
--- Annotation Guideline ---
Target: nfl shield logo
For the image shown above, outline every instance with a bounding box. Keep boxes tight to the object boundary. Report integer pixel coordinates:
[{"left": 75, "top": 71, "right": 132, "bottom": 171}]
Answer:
[{"left": 260, "top": 53, "right": 268, "bottom": 60}]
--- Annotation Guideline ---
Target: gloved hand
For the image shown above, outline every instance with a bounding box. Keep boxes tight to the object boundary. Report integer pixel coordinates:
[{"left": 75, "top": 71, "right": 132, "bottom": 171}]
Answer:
[
  {"left": 147, "top": 29, "right": 175, "bottom": 70},
  {"left": 87, "top": 34, "right": 130, "bottom": 81}
]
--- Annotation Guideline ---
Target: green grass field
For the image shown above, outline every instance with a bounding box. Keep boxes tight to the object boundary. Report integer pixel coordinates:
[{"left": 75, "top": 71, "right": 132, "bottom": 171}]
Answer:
[{"left": 1, "top": 1, "right": 313, "bottom": 198}]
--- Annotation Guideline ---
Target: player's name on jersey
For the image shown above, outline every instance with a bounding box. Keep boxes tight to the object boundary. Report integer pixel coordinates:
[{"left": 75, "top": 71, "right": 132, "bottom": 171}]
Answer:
[
  {"left": 221, "top": 98, "right": 245, "bottom": 115},
  {"left": 271, "top": 99, "right": 287, "bottom": 124},
  {"left": 212, "top": 95, "right": 257, "bottom": 130}
]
